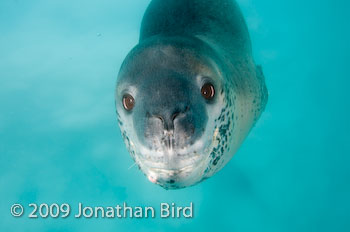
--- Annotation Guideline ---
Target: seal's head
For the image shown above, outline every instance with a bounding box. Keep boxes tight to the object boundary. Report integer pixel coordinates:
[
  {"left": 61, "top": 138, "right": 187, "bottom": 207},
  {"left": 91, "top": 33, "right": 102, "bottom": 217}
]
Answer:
[{"left": 116, "top": 36, "right": 227, "bottom": 189}]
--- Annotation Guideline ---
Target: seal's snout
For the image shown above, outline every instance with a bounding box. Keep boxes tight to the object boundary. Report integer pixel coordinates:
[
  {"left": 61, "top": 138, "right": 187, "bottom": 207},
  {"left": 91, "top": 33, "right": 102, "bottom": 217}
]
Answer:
[
  {"left": 144, "top": 105, "right": 198, "bottom": 149},
  {"left": 149, "top": 105, "right": 187, "bottom": 131}
]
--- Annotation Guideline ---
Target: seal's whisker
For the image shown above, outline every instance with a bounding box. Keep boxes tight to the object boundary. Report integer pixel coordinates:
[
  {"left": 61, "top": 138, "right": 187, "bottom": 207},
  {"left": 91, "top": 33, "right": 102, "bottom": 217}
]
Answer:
[{"left": 128, "top": 162, "right": 137, "bottom": 170}]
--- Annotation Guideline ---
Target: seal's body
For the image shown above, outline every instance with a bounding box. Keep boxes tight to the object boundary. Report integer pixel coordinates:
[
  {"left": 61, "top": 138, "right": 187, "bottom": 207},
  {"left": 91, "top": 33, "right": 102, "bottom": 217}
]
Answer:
[{"left": 116, "top": 0, "right": 268, "bottom": 189}]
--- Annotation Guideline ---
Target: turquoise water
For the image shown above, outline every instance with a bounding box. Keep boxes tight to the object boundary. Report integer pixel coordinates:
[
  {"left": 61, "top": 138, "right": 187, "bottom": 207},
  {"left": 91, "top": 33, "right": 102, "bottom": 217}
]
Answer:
[{"left": 1, "top": 0, "right": 349, "bottom": 231}]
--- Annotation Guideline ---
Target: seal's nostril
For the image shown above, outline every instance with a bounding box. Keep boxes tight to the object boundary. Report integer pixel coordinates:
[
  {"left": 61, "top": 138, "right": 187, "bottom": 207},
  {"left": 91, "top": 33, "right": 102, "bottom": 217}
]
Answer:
[
  {"left": 156, "top": 115, "right": 164, "bottom": 123},
  {"left": 171, "top": 112, "right": 180, "bottom": 121},
  {"left": 172, "top": 105, "right": 189, "bottom": 121}
]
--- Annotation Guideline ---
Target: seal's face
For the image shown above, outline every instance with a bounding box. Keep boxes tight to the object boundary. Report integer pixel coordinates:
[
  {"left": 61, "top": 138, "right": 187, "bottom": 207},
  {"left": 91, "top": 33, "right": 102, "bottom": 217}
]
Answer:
[{"left": 116, "top": 38, "right": 225, "bottom": 189}]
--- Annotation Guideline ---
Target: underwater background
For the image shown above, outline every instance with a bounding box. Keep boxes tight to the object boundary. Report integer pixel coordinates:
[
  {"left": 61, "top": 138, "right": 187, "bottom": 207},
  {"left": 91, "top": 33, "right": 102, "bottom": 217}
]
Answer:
[{"left": 1, "top": 0, "right": 349, "bottom": 231}]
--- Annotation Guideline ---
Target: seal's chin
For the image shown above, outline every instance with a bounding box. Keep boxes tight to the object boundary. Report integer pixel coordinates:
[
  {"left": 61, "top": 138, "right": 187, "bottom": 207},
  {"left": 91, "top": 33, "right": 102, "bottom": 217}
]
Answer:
[
  {"left": 141, "top": 159, "right": 207, "bottom": 189},
  {"left": 134, "top": 148, "right": 209, "bottom": 189}
]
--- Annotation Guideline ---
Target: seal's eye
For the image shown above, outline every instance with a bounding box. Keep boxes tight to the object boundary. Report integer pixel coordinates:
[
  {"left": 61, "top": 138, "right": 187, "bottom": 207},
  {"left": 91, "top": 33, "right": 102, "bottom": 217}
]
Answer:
[
  {"left": 201, "top": 83, "right": 215, "bottom": 100},
  {"left": 122, "top": 94, "right": 135, "bottom": 111}
]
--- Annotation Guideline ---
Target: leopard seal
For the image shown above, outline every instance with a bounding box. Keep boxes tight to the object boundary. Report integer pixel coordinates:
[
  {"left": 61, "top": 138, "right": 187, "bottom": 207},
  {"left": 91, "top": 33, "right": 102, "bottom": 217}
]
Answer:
[{"left": 115, "top": 0, "right": 268, "bottom": 189}]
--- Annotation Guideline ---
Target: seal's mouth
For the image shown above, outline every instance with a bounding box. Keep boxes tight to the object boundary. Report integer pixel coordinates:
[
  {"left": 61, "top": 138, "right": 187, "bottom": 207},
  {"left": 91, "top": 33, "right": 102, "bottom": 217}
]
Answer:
[
  {"left": 134, "top": 146, "right": 209, "bottom": 189},
  {"left": 141, "top": 157, "right": 207, "bottom": 189},
  {"left": 147, "top": 163, "right": 197, "bottom": 180}
]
